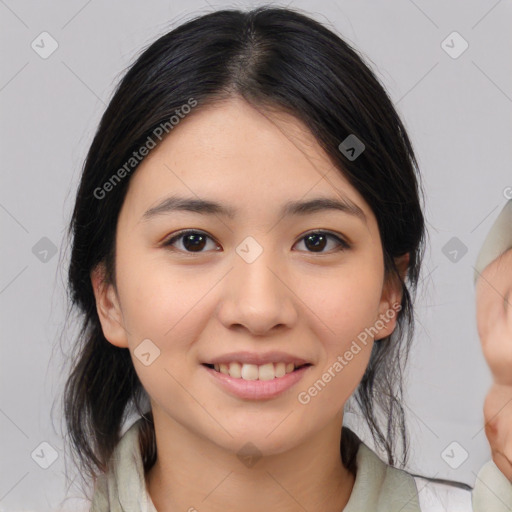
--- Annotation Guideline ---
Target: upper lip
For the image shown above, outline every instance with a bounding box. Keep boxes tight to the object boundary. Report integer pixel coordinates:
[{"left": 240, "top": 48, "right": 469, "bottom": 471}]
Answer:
[{"left": 204, "top": 351, "right": 312, "bottom": 367}]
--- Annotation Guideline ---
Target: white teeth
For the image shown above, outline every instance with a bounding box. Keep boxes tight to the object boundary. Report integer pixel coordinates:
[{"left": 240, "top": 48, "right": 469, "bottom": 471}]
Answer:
[
  {"left": 275, "top": 362, "right": 286, "bottom": 378},
  {"left": 228, "top": 362, "right": 242, "bottom": 378},
  {"left": 258, "top": 363, "right": 275, "bottom": 381},
  {"left": 241, "top": 364, "right": 259, "bottom": 380},
  {"left": 210, "top": 361, "right": 303, "bottom": 380}
]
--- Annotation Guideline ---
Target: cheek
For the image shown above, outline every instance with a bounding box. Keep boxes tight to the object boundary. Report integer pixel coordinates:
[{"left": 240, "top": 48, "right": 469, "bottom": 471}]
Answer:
[
  {"left": 289, "top": 265, "right": 382, "bottom": 409},
  {"left": 114, "top": 253, "right": 218, "bottom": 410},
  {"left": 115, "top": 247, "right": 217, "bottom": 348},
  {"left": 115, "top": 265, "right": 247, "bottom": 430},
  {"left": 295, "top": 259, "right": 384, "bottom": 350}
]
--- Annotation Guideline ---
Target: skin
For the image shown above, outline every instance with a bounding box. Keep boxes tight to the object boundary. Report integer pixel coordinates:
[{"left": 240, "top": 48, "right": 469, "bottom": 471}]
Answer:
[
  {"left": 91, "top": 96, "right": 408, "bottom": 512},
  {"left": 476, "top": 247, "right": 512, "bottom": 482}
]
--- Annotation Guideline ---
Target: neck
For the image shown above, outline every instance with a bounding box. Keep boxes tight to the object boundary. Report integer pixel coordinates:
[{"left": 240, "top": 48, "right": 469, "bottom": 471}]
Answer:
[{"left": 145, "top": 409, "right": 356, "bottom": 512}]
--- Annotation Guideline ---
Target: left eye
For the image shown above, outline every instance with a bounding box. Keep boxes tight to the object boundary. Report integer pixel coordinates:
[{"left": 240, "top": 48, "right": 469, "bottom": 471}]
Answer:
[
  {"left": 295, "top": 231, "right": 350, "bottom": 253},
  {"left": 162, "top": 230, "right": 350, "bottom": 254}
]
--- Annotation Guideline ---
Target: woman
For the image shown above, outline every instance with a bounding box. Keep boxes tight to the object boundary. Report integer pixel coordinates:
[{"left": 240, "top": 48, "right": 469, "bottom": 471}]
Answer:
[{"left": 62, "top": 6, "right": 512, "bottom": 510}]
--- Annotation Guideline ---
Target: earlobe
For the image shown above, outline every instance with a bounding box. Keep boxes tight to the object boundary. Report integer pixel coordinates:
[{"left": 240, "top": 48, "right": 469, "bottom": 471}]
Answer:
[
  {"left": 90, "top": 263, "right": 129, "bottom": 348},
  {"left": 374, "top": 299, "right": 400, "bottom": 340}
]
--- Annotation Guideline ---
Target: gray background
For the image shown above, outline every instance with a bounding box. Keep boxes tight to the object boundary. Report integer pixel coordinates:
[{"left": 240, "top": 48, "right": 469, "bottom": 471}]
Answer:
[{"left": 1, "top": 0, "right": 511, "bottom": 510}]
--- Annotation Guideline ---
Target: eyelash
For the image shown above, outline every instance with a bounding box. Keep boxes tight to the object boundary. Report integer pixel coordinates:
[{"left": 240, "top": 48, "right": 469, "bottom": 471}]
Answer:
[{"left": 162, "top": 229, "right": 351, "bottom": 254}]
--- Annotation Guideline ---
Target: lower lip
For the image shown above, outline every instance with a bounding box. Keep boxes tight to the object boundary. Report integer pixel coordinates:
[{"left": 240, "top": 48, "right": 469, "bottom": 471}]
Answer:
[{"left": 202, "top": 364, "right": 311, "bottom": 400}]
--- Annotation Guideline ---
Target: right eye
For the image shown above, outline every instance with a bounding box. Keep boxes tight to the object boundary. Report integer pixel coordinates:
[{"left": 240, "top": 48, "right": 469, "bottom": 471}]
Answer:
[{"left": 162, "top": 229, "right": 221, "bottom": 253}]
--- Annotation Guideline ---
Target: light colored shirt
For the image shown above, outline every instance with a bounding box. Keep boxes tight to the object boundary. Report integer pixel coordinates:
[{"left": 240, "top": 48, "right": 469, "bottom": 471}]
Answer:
[{"left": 89, "top": 418, "right": 512, "bottom": 511}]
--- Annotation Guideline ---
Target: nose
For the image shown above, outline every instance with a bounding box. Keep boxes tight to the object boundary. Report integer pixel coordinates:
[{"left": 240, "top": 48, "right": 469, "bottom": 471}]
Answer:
[{"left": 215, "top": 249, "right": 298, "bottom": 336}]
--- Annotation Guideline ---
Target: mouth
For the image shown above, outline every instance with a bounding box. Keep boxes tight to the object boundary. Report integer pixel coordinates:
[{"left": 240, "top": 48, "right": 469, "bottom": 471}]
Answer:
[
  {"left": 202, "top": 362, "right": 313, "bottom": 381},
  {"left": 201, "top": 361, "right": 313, "bottom": 400}
]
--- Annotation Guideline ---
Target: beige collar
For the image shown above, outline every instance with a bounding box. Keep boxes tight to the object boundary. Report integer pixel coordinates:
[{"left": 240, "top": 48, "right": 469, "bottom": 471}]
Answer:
[{"left": 90, "top": 418, "right": 421, "bottom": 511}]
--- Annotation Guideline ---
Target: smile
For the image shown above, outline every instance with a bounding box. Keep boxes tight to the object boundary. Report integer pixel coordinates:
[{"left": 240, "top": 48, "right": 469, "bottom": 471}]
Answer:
[
  {"left": 204, "top": 361, "right": 312, "bottom": 380},
  {"left": 202, "top": 363, "right": 312, "bottom": 400}
]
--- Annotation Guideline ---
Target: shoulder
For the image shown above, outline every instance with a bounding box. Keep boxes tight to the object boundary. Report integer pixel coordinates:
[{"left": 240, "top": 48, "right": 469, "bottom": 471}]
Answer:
[
  {"left": 345, "top": 442, "right": 421, "bottom": 511},
  {"left": 89, "top": 418, "right": 157, "bottom": 512},
  {"left": 353, "top": 441, "right": 475, "bottom": 511},
  {"left": 410, "top": 460, "right": 512, "bottom": 512},
  {"left": 412, "top": 475, "right": 472, "bottom": 511}
]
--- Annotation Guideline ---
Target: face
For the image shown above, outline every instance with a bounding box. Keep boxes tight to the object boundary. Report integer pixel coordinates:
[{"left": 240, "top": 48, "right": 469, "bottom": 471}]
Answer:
[{"left": 92, "top": 96, "right": 406, "bottom": 455}]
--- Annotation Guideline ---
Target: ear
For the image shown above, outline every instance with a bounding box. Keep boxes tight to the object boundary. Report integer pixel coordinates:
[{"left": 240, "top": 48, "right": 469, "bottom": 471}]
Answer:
[
  {"left": 90, "top": 263, "right": 129, "bottom": 348},
  {"left": 374, "top": 252, "right": 410, "bottom": 340}
]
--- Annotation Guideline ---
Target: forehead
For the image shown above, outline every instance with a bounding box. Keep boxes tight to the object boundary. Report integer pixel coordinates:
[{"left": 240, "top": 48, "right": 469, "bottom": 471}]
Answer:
[{"left": 120, "top": 96, "right": 375, "bottom": 228}]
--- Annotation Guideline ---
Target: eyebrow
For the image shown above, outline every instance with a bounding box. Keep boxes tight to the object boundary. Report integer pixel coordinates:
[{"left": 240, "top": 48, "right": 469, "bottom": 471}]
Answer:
[{"left": 141, "top": 195, "right": 367, "bottom": 224}]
